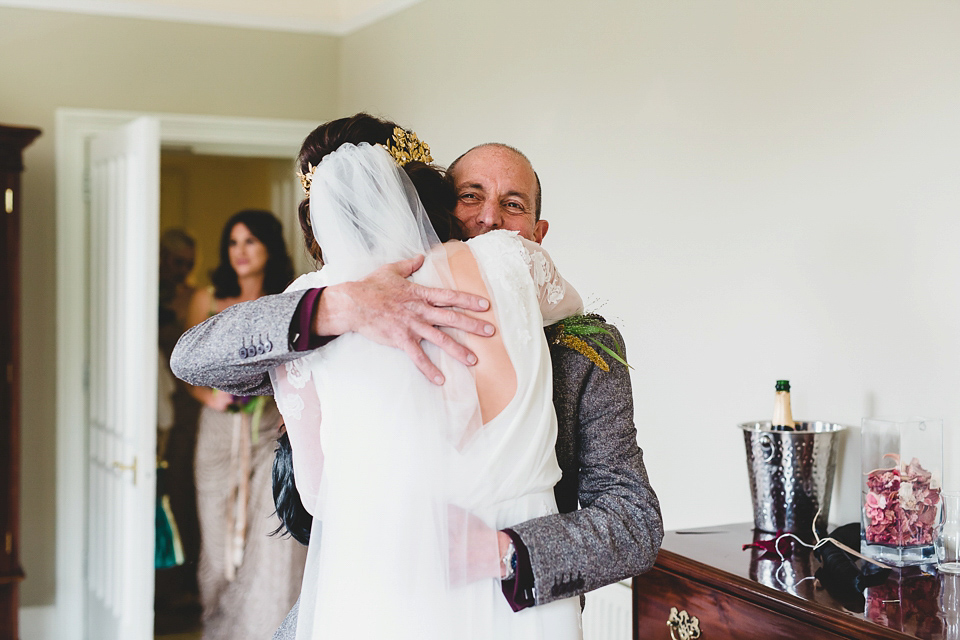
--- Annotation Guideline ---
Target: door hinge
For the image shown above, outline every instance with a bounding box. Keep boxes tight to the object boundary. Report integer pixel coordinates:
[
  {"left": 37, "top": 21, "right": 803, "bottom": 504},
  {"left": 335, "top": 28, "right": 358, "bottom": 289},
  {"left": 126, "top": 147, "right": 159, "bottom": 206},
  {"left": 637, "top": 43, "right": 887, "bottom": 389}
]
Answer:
[{"left": 82, "top": 167, "right": 91, "bottom": 208}]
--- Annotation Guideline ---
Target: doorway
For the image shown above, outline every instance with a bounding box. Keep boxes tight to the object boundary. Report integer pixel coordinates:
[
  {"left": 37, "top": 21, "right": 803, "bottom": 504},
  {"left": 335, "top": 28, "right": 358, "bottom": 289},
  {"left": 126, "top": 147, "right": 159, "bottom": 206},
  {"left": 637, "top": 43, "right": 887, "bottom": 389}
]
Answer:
[
  {"left": 55, "top": 109, "right": 316, "bottom": 640},
  {"left": 154, "top": 150, "right": 311, "bottom": 638}
]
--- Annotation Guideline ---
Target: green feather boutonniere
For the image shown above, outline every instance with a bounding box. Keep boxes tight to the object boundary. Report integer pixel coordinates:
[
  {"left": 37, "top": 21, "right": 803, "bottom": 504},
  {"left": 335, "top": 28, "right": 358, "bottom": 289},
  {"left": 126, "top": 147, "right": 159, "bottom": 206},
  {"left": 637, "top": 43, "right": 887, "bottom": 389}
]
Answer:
[{"left": 544, "top": 313, "right": 631, "bottom": 371}]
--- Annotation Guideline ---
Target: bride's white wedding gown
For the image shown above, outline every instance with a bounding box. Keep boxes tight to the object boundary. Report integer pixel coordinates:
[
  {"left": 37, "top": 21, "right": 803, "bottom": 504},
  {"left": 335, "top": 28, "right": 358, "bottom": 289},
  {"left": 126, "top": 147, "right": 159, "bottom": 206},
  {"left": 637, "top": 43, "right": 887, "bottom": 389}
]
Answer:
[{"left": 270, "top": 143, "right": 584, "bottom": 639}]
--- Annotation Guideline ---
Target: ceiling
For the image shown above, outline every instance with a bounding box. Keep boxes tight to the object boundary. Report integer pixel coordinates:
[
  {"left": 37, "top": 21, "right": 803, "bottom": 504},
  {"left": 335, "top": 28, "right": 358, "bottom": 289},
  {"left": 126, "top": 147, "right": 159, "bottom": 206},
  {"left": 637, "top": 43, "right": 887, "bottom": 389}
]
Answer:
[{"left": 0, "top": 0, "right": 422, "bottom": 34}]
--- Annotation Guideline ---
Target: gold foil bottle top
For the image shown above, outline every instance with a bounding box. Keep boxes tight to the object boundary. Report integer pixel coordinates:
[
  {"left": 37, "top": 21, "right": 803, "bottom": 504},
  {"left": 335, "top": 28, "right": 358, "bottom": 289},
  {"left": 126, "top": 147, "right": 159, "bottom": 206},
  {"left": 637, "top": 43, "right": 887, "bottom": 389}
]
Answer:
[{"left": 772, "top": 379, "right": 795, "bottom": 431}]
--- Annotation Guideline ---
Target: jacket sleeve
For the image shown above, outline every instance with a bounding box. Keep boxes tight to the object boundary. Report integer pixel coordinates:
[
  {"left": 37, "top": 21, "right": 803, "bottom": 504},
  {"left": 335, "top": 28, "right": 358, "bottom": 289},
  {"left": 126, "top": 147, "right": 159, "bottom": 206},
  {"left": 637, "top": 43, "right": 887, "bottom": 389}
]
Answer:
[
  {"left": 272, "top": 597, "right": 299, "bottom": 640},
  {"left": 170, "top": 289, "right": 311, "bottom": 396},
  {"left": 509, "top": 325, "right": 663, "bottom": 605}
]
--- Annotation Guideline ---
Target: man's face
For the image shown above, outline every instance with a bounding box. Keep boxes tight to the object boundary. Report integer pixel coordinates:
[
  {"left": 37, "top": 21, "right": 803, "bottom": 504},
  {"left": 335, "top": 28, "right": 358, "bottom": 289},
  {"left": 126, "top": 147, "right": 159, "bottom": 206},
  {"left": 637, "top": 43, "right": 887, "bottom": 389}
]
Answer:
[
  {"left": 159, "top": 244, "right": 195, "bottom": 285},
  {"left": 450, "top": 146, "right": 549, "bottom": 243}
]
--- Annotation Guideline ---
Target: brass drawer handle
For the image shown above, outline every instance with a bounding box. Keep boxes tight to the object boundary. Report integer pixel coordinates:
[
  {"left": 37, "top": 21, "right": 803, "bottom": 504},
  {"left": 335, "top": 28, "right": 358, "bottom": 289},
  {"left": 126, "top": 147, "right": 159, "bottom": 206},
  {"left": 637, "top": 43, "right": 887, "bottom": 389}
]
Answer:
[{"left": 667, "top": 606, "right": 701, "bottom": 640}]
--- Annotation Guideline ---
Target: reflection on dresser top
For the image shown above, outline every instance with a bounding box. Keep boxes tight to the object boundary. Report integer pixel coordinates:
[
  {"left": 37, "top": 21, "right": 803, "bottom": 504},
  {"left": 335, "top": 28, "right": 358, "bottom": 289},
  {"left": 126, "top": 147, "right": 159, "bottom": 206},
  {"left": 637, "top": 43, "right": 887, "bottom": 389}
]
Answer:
[{"left": 632, "top": 522, "right": 957, "bottom": 640}]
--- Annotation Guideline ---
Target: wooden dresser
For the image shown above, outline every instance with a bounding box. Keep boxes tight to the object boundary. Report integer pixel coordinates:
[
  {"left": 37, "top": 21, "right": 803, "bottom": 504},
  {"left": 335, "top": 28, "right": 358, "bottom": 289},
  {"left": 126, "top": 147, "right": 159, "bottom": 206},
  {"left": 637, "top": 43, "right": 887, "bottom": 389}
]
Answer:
[
  {"left": 633, "top": 523, "right": 957, "bottom": 640},
  {"left": 0, "top": 124, "right": 41, "bottom": 640}
]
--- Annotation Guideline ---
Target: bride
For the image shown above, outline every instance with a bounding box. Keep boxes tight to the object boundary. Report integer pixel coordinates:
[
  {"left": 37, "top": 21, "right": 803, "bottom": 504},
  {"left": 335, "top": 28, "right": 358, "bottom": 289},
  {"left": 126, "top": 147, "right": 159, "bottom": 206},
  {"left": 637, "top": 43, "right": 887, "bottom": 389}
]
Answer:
[{"left": 272, "top": 114, "right": 584, "bottom": 639}]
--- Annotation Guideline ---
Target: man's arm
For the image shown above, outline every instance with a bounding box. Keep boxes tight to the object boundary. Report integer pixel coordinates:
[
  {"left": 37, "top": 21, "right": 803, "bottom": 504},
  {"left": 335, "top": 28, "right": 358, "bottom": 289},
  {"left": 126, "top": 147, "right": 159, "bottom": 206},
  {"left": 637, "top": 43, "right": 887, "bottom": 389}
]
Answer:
[
  {"left": 170, "top": 256, "right": 494, "bottom": 394},
  {"left": 508, "top": 325, "right": 663, "bottom": 606},
  {"left": 171, "top": 289, "right": 309, "bottom": 396},
  {"left": 272, "top": 598, "right": 299, "bottom": 640}
]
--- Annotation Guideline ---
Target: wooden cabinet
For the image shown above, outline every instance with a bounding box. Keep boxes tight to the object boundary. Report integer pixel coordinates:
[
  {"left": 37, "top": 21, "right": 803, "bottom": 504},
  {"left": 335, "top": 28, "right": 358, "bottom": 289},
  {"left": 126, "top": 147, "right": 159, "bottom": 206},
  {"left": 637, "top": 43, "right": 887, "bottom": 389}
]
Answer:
[
  {"left": 634, "top": 523, "right": 955, "bottom": 640},
  {"left": 0, "top": 124, "right": 41, "bottom": 640}
]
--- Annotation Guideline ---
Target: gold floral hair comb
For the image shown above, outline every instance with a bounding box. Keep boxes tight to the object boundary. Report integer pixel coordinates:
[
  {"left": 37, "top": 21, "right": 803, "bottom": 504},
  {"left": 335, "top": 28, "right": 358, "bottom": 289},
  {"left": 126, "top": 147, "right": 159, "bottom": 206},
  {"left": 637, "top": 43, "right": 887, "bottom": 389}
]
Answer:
[
  {"left": 382, "top": 127, "right": 433, "bottom": 168},
  {"left": 296, "top": 127, "right": 433, "bottom": 197},
  {"left": 298, "top": 163, "right": 316, "bottom": 195}
]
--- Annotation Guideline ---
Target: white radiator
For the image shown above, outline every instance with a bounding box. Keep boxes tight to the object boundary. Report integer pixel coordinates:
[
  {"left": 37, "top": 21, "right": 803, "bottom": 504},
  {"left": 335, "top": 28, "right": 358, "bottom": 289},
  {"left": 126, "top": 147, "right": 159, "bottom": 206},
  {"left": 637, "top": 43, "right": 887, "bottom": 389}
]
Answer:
[{"left": 582, "top": 580, "right": 633, "bottom": 640}]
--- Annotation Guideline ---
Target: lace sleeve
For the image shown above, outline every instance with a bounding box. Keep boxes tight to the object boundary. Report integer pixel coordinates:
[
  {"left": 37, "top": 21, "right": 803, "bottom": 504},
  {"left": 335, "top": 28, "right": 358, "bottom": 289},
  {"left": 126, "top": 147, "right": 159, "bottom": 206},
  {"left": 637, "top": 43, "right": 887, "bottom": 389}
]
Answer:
[
  {"left": 270, "top": 357, "right": 324, "bottom": 517},
  {"left": 517, "top": 236, "right": 584, "bottom": 326}
]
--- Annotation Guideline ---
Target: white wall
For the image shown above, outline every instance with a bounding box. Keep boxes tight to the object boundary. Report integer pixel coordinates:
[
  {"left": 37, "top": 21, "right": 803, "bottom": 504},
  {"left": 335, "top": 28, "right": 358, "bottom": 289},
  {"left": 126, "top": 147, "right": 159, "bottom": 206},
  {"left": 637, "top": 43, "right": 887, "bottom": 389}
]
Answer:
[{"left": 339, "top": 0, "right": 960, "bottom": 530}]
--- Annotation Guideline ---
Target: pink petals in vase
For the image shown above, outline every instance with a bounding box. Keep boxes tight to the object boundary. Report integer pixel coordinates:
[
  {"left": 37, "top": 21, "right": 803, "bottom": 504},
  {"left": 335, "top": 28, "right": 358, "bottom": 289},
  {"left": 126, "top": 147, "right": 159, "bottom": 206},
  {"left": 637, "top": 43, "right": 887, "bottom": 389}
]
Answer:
[{"left": 864, "top": 454, "right": 941, "bottom": 547}]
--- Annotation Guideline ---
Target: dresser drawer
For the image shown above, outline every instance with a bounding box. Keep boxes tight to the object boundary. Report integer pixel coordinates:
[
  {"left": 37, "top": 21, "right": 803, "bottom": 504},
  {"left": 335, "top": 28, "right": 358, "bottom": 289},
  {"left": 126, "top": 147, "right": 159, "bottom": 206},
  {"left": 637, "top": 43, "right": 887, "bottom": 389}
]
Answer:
[{"left": 633, "top": 566, "right": 849, "bottom": 640}]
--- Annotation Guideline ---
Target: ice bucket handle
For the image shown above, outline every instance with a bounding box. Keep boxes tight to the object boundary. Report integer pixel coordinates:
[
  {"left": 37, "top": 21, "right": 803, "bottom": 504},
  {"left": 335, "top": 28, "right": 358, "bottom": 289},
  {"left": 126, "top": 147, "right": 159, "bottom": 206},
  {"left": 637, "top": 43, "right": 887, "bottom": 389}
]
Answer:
[{"left": 759, "top": 434, "right": 775, "bottom": 463}]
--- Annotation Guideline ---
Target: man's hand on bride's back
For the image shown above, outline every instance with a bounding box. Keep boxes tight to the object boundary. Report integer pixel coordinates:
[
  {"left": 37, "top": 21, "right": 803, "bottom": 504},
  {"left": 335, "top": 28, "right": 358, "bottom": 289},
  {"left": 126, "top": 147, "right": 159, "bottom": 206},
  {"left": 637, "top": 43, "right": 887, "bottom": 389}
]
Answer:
[{"left": 312, "top": 254, "right": 495, "bottom": 384}]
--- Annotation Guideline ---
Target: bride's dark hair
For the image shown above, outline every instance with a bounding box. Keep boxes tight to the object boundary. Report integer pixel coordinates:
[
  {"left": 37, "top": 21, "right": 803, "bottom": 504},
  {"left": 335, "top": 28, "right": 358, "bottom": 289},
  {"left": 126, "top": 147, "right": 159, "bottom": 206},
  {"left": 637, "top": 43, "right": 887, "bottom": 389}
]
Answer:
[
  {"left": 296, "top": 113, "right": 465, "bottom": 264},
  {"left": 272, "top": 431, "right": 311, "bottom": 544}
]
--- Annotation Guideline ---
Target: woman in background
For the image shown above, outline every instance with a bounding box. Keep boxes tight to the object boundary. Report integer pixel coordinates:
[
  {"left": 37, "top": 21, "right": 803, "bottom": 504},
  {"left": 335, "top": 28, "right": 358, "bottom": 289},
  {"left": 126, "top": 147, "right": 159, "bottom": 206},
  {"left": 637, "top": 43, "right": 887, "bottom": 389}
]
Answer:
[{"left": 184, "top": 209, "right": 305, "bottom": 640}]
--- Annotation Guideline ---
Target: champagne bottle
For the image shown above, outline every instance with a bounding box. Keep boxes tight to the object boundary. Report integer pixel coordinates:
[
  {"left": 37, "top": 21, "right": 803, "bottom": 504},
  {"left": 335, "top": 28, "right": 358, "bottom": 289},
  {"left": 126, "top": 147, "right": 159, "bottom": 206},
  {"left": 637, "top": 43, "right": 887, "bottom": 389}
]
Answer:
[{"left": 772, "top": 379, "right": 795, "bottom": 431}]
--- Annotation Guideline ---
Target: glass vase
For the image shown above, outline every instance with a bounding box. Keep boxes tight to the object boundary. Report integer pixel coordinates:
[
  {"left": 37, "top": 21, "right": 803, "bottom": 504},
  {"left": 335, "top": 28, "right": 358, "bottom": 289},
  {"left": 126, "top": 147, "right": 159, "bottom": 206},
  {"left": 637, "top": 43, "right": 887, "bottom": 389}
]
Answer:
[
  {"left": 938, "top": 493, "right": 960, "bottom": 574},
  {"left": 861, "top": 418, "right": 943, "bottom": 567}
]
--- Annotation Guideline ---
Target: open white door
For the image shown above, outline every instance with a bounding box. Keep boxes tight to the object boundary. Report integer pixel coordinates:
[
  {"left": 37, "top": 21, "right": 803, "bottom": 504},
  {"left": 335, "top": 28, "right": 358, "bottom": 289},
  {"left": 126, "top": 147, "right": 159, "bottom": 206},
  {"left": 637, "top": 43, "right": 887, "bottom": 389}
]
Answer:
[{"left": 85, "top": 117, "right": 160, "bottom": 640}]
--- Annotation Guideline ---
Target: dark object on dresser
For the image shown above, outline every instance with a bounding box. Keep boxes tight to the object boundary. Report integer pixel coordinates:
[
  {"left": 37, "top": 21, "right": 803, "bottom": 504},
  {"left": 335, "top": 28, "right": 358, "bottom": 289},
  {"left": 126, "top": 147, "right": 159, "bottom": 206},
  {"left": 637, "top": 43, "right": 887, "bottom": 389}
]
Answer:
[
  {"left": 813, "top": 523, "right": 891, "bottom": 613},
  {"left": 0, "top": 124, "right": 41, "bottom": 640}
]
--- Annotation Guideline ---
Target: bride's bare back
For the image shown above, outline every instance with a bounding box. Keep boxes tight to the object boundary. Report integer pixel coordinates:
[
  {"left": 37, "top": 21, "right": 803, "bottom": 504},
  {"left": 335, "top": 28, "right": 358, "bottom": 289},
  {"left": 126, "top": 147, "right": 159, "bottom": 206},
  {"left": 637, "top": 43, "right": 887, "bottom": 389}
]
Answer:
[{"left": 441, "top": 241, "right": 517, "bottom": 425}]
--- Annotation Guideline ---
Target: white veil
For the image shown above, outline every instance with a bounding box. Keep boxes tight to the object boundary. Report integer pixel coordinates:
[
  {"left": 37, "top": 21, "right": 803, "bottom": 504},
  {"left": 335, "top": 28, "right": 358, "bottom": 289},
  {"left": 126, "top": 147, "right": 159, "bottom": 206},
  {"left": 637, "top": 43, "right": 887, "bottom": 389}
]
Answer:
[
  {"left": 270, "top": 143, "right": 501, "bottom": 640},
  {"left": 308, "top": 142, "right": 440, "bottom": 280}
]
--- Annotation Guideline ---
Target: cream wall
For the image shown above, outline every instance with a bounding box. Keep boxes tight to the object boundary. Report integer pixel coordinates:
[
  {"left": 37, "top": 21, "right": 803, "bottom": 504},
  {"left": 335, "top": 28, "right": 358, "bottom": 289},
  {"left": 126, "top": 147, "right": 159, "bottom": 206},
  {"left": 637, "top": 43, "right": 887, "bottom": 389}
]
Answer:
[
  {"left": 338, "top": 0, "right": 960, "bottom": 531},
  {"left": 0, "top": 6, "right": 339, "bottom": 606}
]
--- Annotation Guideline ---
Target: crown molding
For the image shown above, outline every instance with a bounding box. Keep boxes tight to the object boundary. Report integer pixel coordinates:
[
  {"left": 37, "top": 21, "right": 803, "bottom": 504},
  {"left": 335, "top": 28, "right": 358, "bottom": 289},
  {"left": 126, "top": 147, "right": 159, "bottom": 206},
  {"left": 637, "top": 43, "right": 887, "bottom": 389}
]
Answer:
[
  {"left": 0, "top": 0, "right": 422, "bottom": 35},
  {"left": 333, "top": 0, "right": 421, "bottom": 36}
]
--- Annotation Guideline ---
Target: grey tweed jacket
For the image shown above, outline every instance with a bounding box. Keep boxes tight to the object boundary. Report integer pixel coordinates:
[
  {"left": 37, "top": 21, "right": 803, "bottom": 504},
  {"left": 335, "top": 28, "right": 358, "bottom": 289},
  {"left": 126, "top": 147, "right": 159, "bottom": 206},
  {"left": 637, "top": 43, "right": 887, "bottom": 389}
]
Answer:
[{"left": 170, "top": 290, "right": 663, "bottom": 632}]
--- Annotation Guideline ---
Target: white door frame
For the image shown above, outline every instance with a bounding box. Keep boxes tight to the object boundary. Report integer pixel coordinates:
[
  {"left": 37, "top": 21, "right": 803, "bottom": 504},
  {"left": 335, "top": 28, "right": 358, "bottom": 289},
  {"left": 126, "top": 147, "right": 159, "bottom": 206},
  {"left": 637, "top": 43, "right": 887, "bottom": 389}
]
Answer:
[{"left": 54, "top": 108, "right": 316, "bottom": 638}]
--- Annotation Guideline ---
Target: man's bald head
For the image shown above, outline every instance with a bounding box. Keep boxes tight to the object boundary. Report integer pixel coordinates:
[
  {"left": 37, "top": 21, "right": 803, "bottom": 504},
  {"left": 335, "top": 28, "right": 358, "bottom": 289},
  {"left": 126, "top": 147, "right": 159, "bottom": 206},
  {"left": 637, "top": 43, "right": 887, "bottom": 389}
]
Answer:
[{"left": 448, "top": 143, "right": 542, "bottom": 221}]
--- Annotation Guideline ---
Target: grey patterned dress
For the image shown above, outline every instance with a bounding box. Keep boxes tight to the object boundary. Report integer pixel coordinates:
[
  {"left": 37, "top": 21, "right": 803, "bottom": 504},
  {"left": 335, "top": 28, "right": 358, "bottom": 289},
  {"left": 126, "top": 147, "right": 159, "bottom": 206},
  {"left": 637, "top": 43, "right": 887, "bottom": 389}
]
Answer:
[{"left": 194, "top": 399, "right": 306, "bottom": 639}]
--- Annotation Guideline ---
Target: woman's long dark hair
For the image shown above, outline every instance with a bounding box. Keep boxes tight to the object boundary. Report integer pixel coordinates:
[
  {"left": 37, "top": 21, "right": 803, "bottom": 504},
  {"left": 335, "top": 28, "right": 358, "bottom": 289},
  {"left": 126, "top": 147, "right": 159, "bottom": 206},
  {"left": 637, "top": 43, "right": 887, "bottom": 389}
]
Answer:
[
  {"left": 210, "top": 209, "right": 294, "bottom": 298},
  {"left": 296, "top": 113, "right": 465, "bottom": 264}
]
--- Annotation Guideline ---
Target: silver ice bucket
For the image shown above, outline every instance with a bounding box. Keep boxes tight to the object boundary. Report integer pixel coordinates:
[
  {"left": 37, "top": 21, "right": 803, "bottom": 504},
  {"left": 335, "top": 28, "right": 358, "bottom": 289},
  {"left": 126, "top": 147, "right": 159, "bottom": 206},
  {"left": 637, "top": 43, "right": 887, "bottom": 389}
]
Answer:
[{"left": 740, "top": 421, "right": 847, "bottom": 538}]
